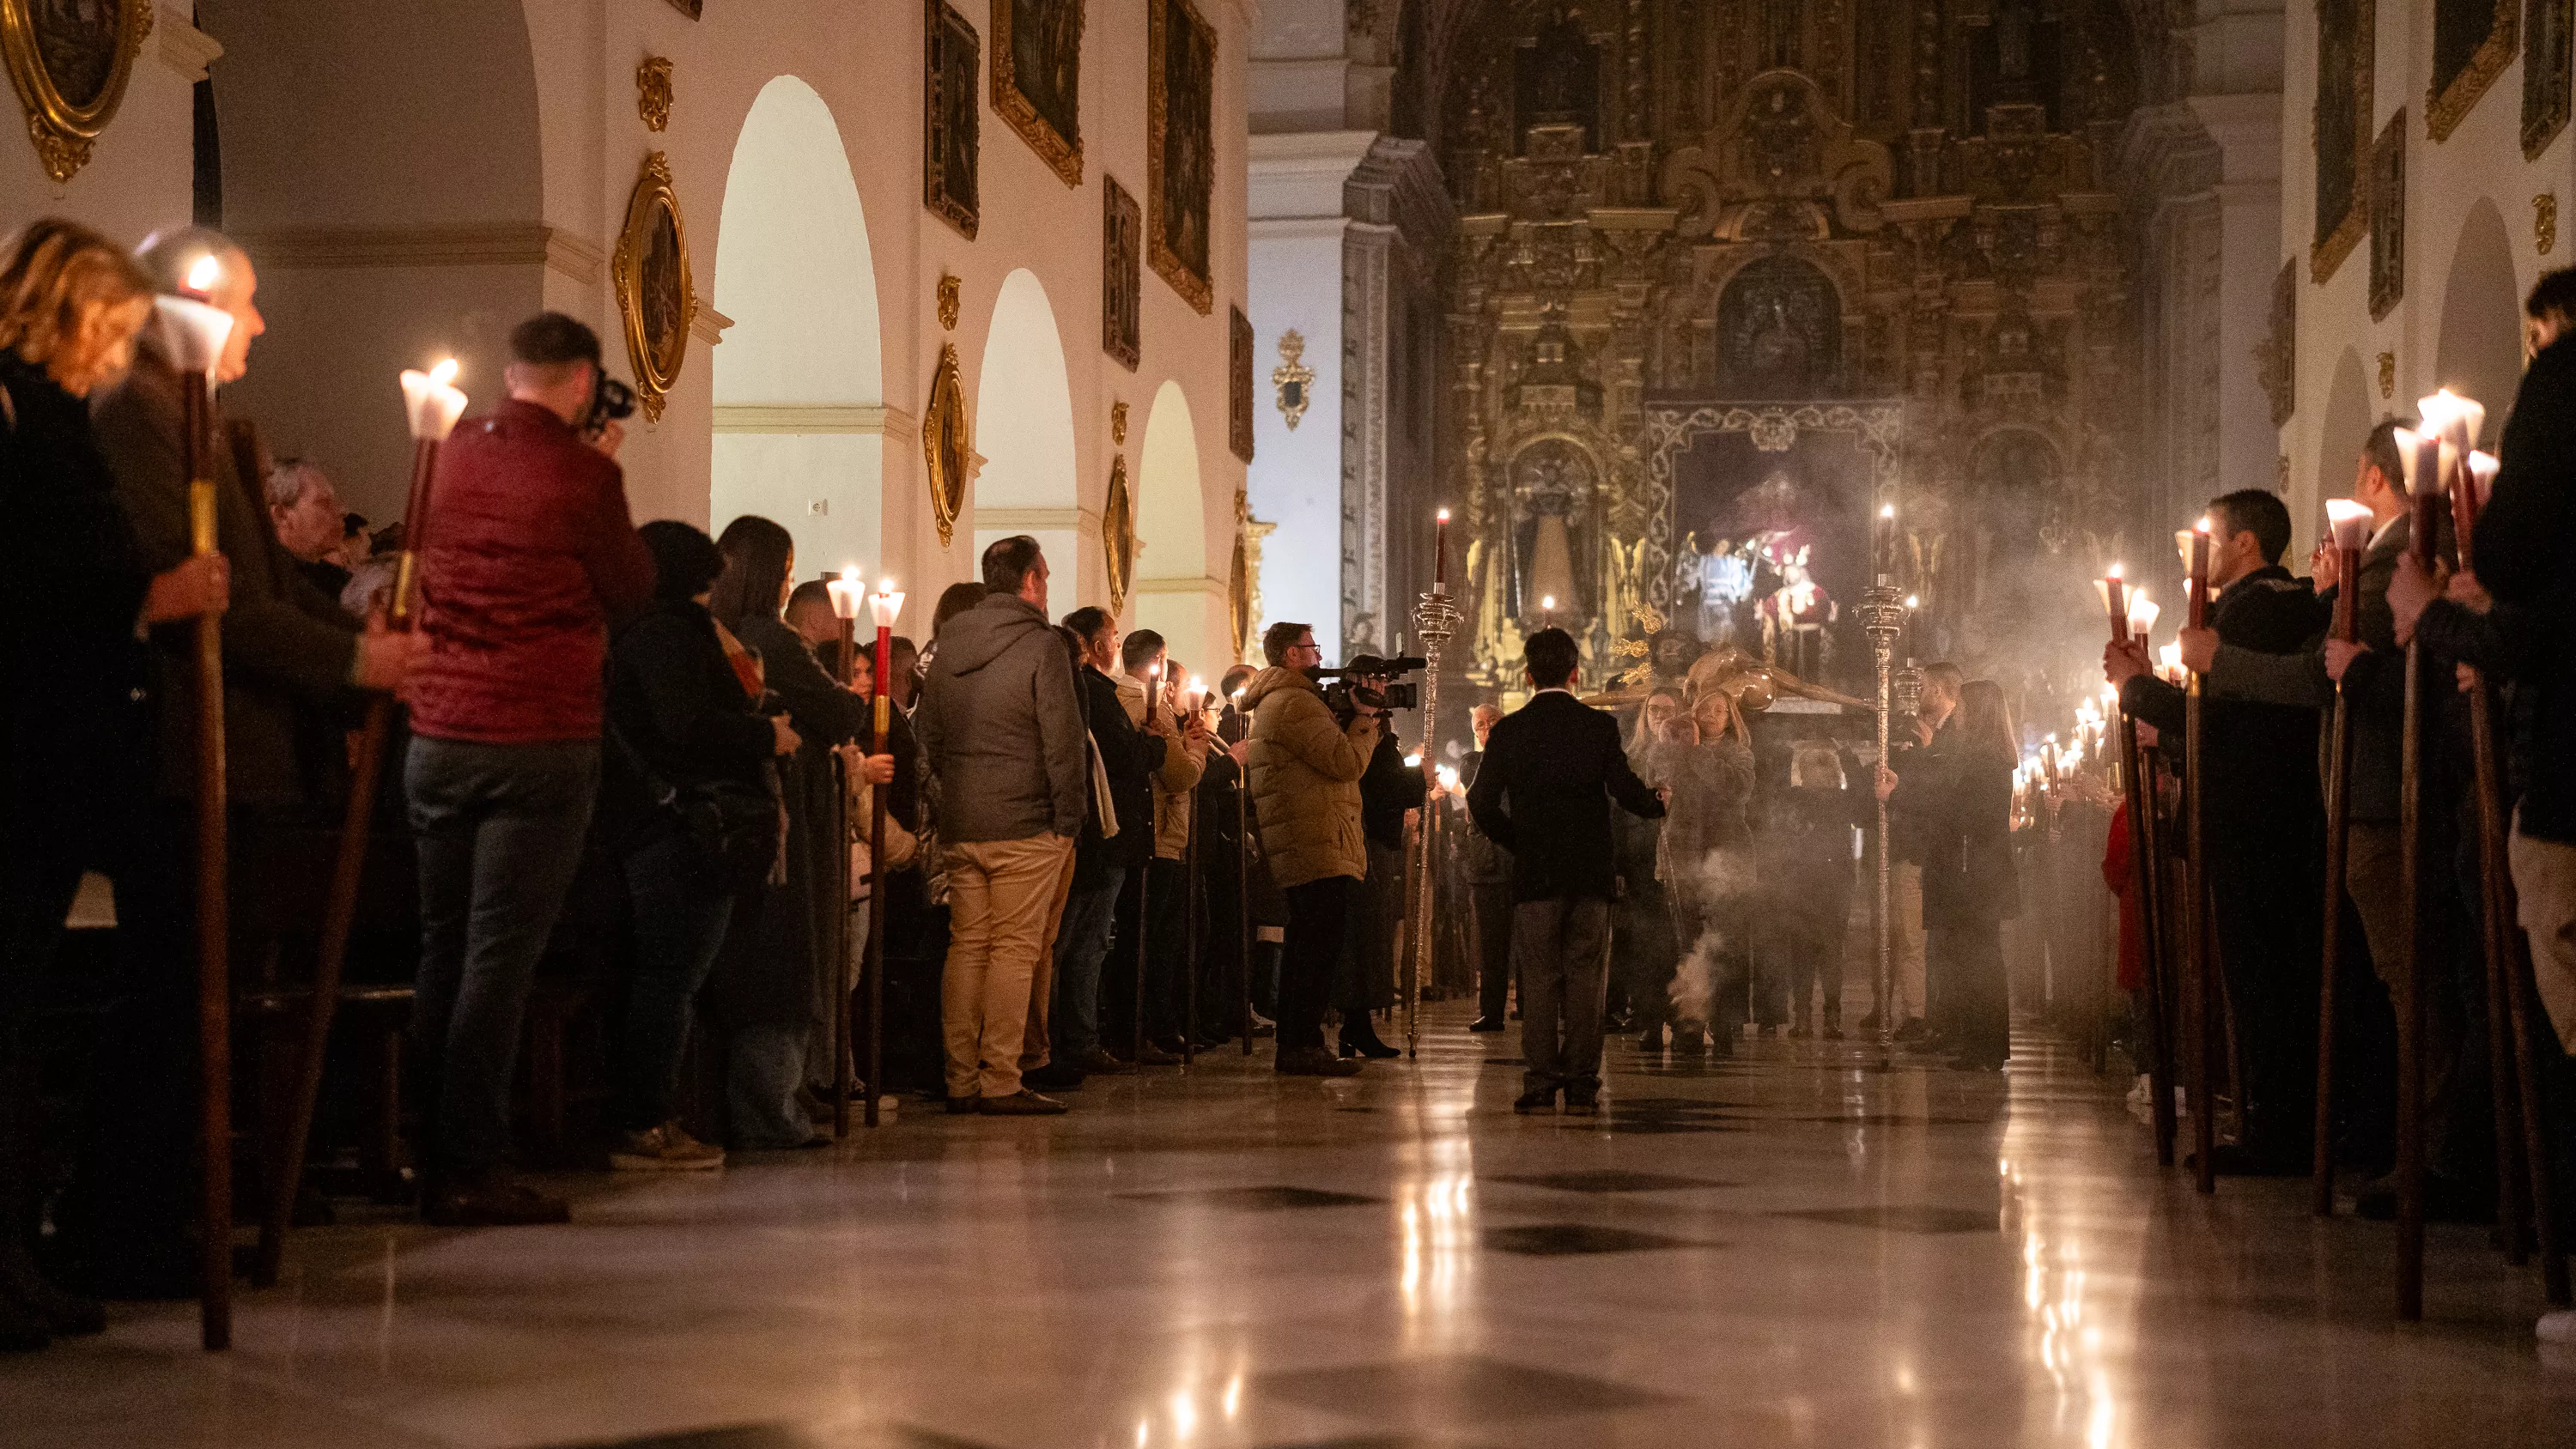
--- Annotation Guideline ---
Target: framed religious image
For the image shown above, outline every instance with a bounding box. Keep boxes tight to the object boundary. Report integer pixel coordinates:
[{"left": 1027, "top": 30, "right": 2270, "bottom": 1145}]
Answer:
[
  {"left": 1147, "top": 0, "right": 1215, "bottom": 314},
  {"left": 1102, "top": 454, "right": 1136, "bottom": 614},
  {"left": 611, "top": 152, "right": 698, "bottom": 424},
  {"left": 2368, "top": 110, "right": 2406, "bottom": 322},
  {"left": 2429, "top": 0, "right": 2518, "bottom": 141},
  {"left": 922, "top": 343, "right": 973, "bottom": 546},
  {"left": 1228, "top": 527, "right": 1252, "bottom": 658},
  {"left": 2, "top": 0, "right": 151, "bottom": 182},
  {"left": 1103, "top": 176, "right": 1141, "bottom": 371},
  {"left": 925, "top": 0, "right": 981, "bottom": 239},
  {"left": 1229, "top": 306, "right": 1255, "bottom": 462},
  {"left": 2311, "top": 0, "right": 2372, "bottom": 283},
  {"left": 2526, "top": 0, "right": 2572, "bottom": 157},
  {"left": 992, "top": 0, "right": 1083, "bottom": 186}
]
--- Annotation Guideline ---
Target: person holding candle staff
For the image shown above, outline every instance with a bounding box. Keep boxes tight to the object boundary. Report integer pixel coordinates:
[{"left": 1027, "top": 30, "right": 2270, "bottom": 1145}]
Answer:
[
  {"left": 1463, "top": 702, "right": 1518, "bottom": 1034},
  {"left": 0, "top": 220, "right": 234, "bottom": 1348},
  {"left": 2103, "top": 488, "right": 2329, "bottom": 1174},
  {"left": 1061, "top": 609, "right": 1171, "bottom": 1071},
  {"left": 402, "top": 311, "right": 654, "bottom": 1225},
  {"left": 57, "top": 227, "right": 421, "bottom": 1290},
  {"left": 1111, "top": 630, "right": 1209, "bottom": 1059}
]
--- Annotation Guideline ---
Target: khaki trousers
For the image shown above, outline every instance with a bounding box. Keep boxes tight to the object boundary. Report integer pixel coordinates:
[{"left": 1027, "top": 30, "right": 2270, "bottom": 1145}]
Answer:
[
  {"left": 2510, "top": 820, "right": 2576, "bottom": 1052},
  {"left": 941, "top": 834, "right": 1078, "bottom": 1099},
  {"left": 1893, "top": 861, "right": 1926, "bottom": 1022}
]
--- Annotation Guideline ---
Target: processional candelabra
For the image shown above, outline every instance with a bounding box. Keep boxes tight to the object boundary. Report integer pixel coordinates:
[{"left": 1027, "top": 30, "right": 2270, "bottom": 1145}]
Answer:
[
  {"left": 1406, "top": 584, "right": 1461, "bottom": 1059},
  {"left": 1857, "top": 580, "right": 1908, "bottom": 1073}
]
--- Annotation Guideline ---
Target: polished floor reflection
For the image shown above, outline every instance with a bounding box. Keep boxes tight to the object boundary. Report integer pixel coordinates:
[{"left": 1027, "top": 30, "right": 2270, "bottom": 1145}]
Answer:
[{"left": 5, "top": 1005, "right": 2573, "bottom": 1448}]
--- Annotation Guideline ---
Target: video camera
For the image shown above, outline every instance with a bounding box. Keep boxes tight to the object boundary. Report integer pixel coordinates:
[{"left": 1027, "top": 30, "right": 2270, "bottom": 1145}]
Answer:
[
  {"left": 1309, "top": 653, "right": 1426, "bottom": 721},
  {"left": 582, "top": 372, "right": 638, "bottom": 440}
]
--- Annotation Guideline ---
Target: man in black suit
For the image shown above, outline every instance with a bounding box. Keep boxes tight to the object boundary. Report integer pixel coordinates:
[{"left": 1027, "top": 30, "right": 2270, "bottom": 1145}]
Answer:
[{"left": 1468, "top": 629, "right": 1666, "bottom": 1114}]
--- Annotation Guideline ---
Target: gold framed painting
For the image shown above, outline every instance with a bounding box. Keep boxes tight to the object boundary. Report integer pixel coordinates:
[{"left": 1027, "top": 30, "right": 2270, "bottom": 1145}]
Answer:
[
  {"left": 1147, "top": 0, "right": 1215, "bottom": 314},
  {"left": 926, "top": 0, "right": 981, "bottom": 239},
  {"left": 2311, "top": 0, "right": 2373, "bottom": 283},
  {"left": 1102, "top": 453, "right": 1136, "bottom": 613},
  {"left": 1228, "top": 526, "right": 1251, "bottom": 659},
  {"left": 2428, "top": 0, "right": 2518, "bottom": 142},
  {"left": 611, "top": 152, "right": 697, "bottom": 424},
  {"left": 922, "top": 343, "right": 973, "bottom": 547},
  {"left": 992, "top": 0, "right": 1082, "bottom": 186},
  {"left": 3, "top": 0, "right": 151, "bottom": 183}
]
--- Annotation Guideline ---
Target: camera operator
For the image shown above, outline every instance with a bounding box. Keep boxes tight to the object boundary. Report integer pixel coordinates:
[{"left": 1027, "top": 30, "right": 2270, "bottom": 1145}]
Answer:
[
  {"left": 1242, "top": 622, "right": 1383, "bottom": 1076},
  {"left": 1336, "top": 654, "right": 1423, "bottom": 1059}
]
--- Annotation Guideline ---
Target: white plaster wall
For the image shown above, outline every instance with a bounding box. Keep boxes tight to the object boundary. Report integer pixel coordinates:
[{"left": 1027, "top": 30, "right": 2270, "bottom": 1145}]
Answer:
[
  {"left": 1247, "top": 220, "right": 1346, "bottom": 657},
  {"left": 2281, "top": 0, "right": 2572, "bottom": 549}
]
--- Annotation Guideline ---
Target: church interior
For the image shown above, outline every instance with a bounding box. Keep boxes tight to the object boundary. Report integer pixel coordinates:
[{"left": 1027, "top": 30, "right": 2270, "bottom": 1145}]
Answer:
[{"left": 6, "top": 0, "right": 2576, "bottom": 1443}]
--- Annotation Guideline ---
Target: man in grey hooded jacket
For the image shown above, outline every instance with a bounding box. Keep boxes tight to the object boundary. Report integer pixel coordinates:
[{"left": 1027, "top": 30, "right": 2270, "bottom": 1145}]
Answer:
[{"left": 916, "top": 536, "right": 1088, "bottom": 1113}]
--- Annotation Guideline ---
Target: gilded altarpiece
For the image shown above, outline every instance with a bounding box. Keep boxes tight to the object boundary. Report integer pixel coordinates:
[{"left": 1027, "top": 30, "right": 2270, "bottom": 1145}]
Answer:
[{"left": 1437, "top": 0, "right": 2142, "bottom": 693}]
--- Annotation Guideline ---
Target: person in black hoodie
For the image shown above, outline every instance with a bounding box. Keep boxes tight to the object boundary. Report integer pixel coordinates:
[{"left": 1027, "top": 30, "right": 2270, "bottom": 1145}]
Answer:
[
  {"left": 1337, "top": 655, "right": 1425, "bottom": 1058},
  {"left": 0, "top": 221, "right": 228, "bottom": 1350},
  {"left": 603, "top": 522, "right": 800, "bottom": 1172},
  {"left": 1054, "top": 607, "right": 1170, "bottom": 1070},
  {"left": 2106, "top": 487, "right": 2328, "bottom": 1170},
  {"left": 1878, "top": 680, "right": 2019, "bottom": 1070}
]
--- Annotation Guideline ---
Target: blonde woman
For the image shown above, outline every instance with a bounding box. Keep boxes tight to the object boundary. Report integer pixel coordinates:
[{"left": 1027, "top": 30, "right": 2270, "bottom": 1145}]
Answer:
[{"left": 0, "top": 220, "right": 228, "bottom": 1349}]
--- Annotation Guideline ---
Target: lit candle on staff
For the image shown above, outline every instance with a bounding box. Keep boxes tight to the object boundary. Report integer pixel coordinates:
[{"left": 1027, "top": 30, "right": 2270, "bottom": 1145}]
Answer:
[
  {"left": 2175, "top": 518, "right": 2212, "bottom": 635},
  {"left": 1433, "top": 507, "right": 1450, "bottom": 594},
  {"left": 2158, "top": 642, "right": 2184, "bottom": 684},
  {"left": 859, "top": 579, "right": 906, "bottom": 1130},
  {"left": 2096, "top": 563, "right": 2129, "bottom": 645},
  {"left": 1878, "top": 501, "right": 1897, "bottom": 582},
  {"left": 2393, "top": 420, "right": 2449, "bottom": 573},
  {"left": 1540, "top": 594, "right": 1557, "bottom": 627}
]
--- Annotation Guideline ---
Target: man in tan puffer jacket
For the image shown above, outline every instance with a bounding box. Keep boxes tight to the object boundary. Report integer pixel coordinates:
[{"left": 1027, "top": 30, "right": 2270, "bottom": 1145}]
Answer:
[{"left": 1242, "top": 621, "right": 1382, "bottom": 1074}]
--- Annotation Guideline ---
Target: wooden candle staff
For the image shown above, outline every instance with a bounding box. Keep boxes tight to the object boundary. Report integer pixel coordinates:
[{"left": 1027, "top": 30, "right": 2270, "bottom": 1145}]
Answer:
[
  {"left": 2391, "top": 410, "right": 2454, "bottom": 1320},
  {"left": 1232, "top": 688, "right": 1255, "bottom": 1056},
  {"left": 2177, "top": 520, "right": 2216, "bottom": 1195},
  {"left": 256, "top": 361, "right": 465, "bottom": 1288},
  {"left": 1181, "top": 676, "right": 1204, "bottom": 1067},
  {"left": 1135, "top": 662, "right": 1161, "bottom": 1065},
  {"left": 865, "top": 582, "right": 903, "bottom": 1126},
  {"left": 825, "top": 569, "right": 866, "bottom": 1137},
  {"left": 2312, "top": 498, "right": 2372, "bottom": 1216},
  {"left": 2115, "top": 585, "right": 2178, "bottom": 1167},
  {"left": 155, "top": 275, "right": 236, "bottom": 1351}
]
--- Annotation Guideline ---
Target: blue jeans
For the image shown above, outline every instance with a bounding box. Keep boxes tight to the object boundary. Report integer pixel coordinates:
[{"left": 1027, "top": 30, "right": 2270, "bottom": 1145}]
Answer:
[
  {"left": 408, "top": 737, "right": 599, "bottom": 1181},
  {"left": 1051, "top": 870, "right": 1123, "bottom": 1059},
  {"left": 617, "top": 830, "right": 738, "bottom": 1132}
]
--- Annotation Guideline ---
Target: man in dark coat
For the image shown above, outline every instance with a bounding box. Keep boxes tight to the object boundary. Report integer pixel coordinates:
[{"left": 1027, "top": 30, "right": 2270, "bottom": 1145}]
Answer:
[
  {"left": 2108, "top": 488, "right": 2329, "bottom": 1173},
  {"left": 68, "top": 228, "right": 416, "bottom": 1287},
  {"left": 1055, "top": 607, "right": 1169, "bottom": 1072},
  {"left": 1467, "top": 628, "right": 1666, "bottom": 1114},
  {"left": 1461, "top": 703, "right": 1515, "bottom": 1031}
]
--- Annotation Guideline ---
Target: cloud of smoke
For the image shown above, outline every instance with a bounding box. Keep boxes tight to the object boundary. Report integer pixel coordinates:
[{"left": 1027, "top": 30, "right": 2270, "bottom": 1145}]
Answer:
[{"left": 1667, "top": 846, "right": 1758, "bottom": 1024}]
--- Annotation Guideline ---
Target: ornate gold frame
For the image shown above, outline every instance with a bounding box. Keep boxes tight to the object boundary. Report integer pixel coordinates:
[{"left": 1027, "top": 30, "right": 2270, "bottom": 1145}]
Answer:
[
  {"left": 2311, "top": 0, "right": 2374, "bottom": 285},
  {"left": 991, "top": 0, "right": 1083, "bottom": 186},
  {"left": 1272, "top": 329, "right": 1313, "bottom": 431},
  {"left": 1146, "top": 0, "right": 1215, "bottom": 315},
  {"left": 2, "top": 0, "right": 150, "bottom": 183},
  {"left": 922, "top": 343, "right": 973, "bottom": 547},
  {"left": 1228, "top": 526, "right": 1251, "bottom": 658},
  {"left": 1102, "top": 453, "right": 1136, "bottom": 613},
  {"left": 611, "top": 152, "right": 698, "bottom": 424},
  {"left": 2429, "top": 0, "right": 2518, "bottom": 142}
]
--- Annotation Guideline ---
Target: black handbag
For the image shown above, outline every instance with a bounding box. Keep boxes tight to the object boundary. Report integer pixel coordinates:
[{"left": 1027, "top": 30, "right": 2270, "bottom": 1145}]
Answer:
[{"left": 664, "top": 770, "right": 785, "bottom": 893}]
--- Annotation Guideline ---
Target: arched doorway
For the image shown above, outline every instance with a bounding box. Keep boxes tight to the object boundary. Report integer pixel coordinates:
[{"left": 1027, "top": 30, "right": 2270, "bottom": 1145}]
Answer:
[
  {"left": 2435, "top": 197, "right": 2523, "bottom": 446},
  {"left": 2312, "top": 347, "right": 2373, "bottom": 538},
  {"left": 972, "top": 269, "right": 1081, "bottom": 599},
  {"left": 712, "top": 76, "right": 883, "bottom": 577},
  {"left": 1133, "top": 379, "right": 1215, "bottom": 670}
]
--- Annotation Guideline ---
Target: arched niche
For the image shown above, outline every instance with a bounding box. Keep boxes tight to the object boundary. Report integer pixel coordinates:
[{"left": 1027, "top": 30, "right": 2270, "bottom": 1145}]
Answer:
[
  {"left": 712, "top": 76, "right": 884, "bottom": 579},
  {"left": 1962, "top": 426, "right": 2065, "bottom": 640},
  {"left": 971, "top": 269, "right": 1082, "bottom": 599},
  {"left": 2313, "top": 347, "right": 2374, "bottom": 537},
  {"left": 1133, "top": 379, "right": 1217, "bottom": 670},
  {"left": 192, "top": 0, "right": 544, "bottom": 522},
  {"left": 1716, "top": 252, "right": 1843, "bottom": 397},
  {"left": 2434, "top": 197, "right": 2524, "bottom": 448}
]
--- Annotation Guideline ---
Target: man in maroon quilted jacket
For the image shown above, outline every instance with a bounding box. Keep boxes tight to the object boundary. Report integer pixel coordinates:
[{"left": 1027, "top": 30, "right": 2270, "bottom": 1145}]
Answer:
[{"left": 405, "top": 312, "right": 653, "bottom": 1227}]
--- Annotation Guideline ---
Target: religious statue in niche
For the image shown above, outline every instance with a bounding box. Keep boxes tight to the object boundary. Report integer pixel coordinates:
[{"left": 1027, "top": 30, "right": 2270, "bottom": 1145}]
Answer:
[
  {"left": 2, "top": 0, "right": 151, "bottom": 182},
  {"left": 1507, "top": 438, "right": 1600, "bottom": 626},
  {"left": 1148, "top": 0, "right": 1216, "bottom": 313},
  {"left": 925, "top": 0, "right": 981, "bottom": 239},
  {"left": 1716, "top": 254, "right": 1841, "bottom": 397},
  {"left": 1662, "top": 70, "right": 1892, "bottom": 242},
  {"left": 993, "top": 0, "right": 1084, "bottom": 186},
  {"left": 1513, "top": 9, "right": 1598, "bottom": 155},
  {"left": 1965, "top": 427, "right": 2063, "bottom": 625}
]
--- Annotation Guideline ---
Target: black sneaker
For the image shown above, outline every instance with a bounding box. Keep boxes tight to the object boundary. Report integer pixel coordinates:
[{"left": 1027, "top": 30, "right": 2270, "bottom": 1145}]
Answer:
[
  {"left": 1513, "top": 1088, "right": 1558, "bottom": 1114},
  {"left": 1024, "top": 1063, "right": 1087, "bottom": 1092},
  {"left": 1564, "top": 1091, "right": 1600, "bottom": 1116}
]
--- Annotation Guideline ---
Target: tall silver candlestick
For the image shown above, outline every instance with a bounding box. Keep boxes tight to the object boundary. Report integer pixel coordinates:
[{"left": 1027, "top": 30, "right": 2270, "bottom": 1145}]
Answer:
[
  {"left": 1858, "top": 579, "right": 1909, "bottom": 1073},
  {"left": 1407, "top": 584, "right": 1461, "bottom": 1059}
]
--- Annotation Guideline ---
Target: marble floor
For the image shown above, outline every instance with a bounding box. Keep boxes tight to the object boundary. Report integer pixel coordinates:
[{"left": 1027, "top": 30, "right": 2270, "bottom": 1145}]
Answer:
[{"left": 5, "top": 1005, "right": 2573, "bottom": 1449}]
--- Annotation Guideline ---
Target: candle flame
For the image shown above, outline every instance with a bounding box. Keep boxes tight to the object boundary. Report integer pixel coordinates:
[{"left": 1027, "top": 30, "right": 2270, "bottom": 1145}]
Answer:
[
  {"left": 2195, "top": 516, "right": 2211, "bottom": 534},
  {"left": 1540, "top": 595, "right": 1556, "bottom": 609},
  {"left": 1436, "top": 507, "right": 1450, "bottom": 522},
  {"left": 1905, "top": 594, "right": 1919, "bottom": 609},
  {"left": 2106, "top": 562, "right": 2122, "bottom": 579},
  {"left": 429, "top": 358, "right": 459, "bottom": 386},
  {"left": 1880, "top": 503, "right": 1896, "bottom": 518},
  {"left": 185, "top": 254, "right": 221, "bottom": 294},
  {"left": 841, "top": 566, "right": 860, "bottom": 582}
]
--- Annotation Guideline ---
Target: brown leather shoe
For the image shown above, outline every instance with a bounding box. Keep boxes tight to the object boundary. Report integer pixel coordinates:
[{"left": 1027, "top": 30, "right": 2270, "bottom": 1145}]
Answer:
[{"left": 976, "top": 1089, "right": 1069, "bottom": 1116}]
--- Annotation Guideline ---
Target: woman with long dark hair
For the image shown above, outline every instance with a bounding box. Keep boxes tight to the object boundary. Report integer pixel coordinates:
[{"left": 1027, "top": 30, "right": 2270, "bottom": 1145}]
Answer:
[
  {"left": 1879, "top": 678, "right": 2019, "bottom": 1070},
  {"left": 602, "top": 522, "right": 800, "bottom": 1169},
  {"left": 0, "top": 221, "right": 228, "bottom": 1349}
]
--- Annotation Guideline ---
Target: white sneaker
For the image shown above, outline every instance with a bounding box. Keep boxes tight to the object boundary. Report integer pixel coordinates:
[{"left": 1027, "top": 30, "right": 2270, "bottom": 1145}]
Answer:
[{"left": 610, "top": 1122, "right": 726, "bottom": 1172}]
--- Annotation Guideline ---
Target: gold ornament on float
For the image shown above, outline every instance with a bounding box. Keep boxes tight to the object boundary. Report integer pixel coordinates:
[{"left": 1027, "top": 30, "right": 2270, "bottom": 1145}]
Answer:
[
  {"left": 921, "top": 343, "right": 972, "bottom": 546},
  {"left": 1102, "top": 453, "right": 1136, "bottom": 613},
  {"left": 2, "top": 0, "right": 151, "bottom": 183},
  {"left": 611, "top": 151, "right": 697, "bottom": 423},
  {"left": 636, "top": 57, "right": 674, "bottom": 132}
]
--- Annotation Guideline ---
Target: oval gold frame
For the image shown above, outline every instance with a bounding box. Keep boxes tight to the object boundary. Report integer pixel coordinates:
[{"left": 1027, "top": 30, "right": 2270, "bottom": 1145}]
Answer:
[
  {"left": 921, "top": 343, "right": 971, "bottom": 547},
  {"left": 611, "top": 151, "right": 697, "bottom": 424},
  {"left": 1228, "top": 527, "right": 1251, "bottom": 659},
  {"left": 1102, "top": 453, "right": 1136, "bottom": 614},
  {"left": 3, "top": 0, "right": 150, "bottom": 182}
]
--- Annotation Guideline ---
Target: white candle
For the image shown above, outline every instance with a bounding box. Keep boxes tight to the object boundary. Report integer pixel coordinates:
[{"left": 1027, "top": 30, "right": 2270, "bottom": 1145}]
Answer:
[
  {"left": 825, "top": 567, "right": 866, "bottom": 621},
  {"left": 399, "top": 360, "right": 469, "bottom": 442}
]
